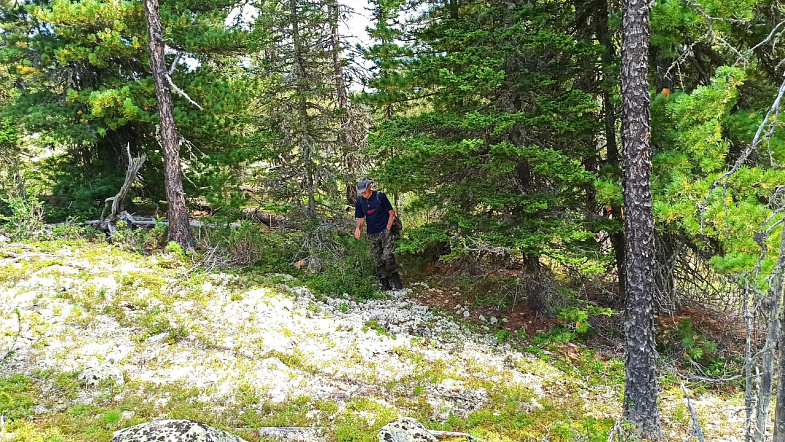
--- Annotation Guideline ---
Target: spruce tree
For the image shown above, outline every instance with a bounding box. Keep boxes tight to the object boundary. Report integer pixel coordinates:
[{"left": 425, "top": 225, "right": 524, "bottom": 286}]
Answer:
[
  {"left": 247, "top": 0, "right": 363, "bottom": 221},
  {"left": 364, "top": 0, "right": 602, "bottom": 310}
]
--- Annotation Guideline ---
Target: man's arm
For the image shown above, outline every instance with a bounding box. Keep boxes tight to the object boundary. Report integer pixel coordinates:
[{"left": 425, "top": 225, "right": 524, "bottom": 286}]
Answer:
[
  {"left": 379, "top": 192, "right": 396, "bottom": 231},
  {"left": 386, "top": 210, "right": 396, "bottom": 230},
  {"left": 355, "top": 217, "right": 365, "bottom": 240}
]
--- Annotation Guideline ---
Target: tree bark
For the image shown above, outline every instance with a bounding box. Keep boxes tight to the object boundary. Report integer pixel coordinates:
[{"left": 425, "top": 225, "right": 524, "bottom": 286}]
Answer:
[
  {"left": 759, "top": 222, "right": 785, "bottom": 442},
  {"left": 620, "top": 0, "right": 662, "bottom": 436},
  {"left": 144, "top": 0, "right": 195, "bottom": 250},
  {"left": 524, "top": 254, "right": 548, "bottom": 313}
]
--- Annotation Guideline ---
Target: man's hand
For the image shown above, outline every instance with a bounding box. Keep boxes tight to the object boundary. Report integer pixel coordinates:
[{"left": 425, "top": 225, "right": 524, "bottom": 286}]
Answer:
[{"left": 354, "top": 227, "right": 362, "bottom": 240}]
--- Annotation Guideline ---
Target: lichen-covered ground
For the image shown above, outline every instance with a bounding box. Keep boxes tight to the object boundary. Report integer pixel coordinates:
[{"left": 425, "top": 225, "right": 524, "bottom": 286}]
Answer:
[{"left": 0, "top": 241, "right": 747, "bottom": 441}]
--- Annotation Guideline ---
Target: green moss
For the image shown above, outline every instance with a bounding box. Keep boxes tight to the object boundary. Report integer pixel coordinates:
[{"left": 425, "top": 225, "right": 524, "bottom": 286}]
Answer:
[
  {"left": 362, "top": 319, "right": 388, "bottom": 336},
  {"left": 263, "top": 349, "right": 320, "bottom": 374},
  {"left": 334, "top": 397, "right": 399, "bottom": 442},
  {"left": 0, "top": 374, "right": 36, "bottom": 420}
]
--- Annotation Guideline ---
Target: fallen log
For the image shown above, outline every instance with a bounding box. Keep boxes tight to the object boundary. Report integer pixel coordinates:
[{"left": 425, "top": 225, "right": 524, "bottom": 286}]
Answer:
[
  {"left": 85, "top": 218, "right": 209, "bottom": 229},
  {"left": 242, "top": 208, "right": 299, "bottom": 229}
]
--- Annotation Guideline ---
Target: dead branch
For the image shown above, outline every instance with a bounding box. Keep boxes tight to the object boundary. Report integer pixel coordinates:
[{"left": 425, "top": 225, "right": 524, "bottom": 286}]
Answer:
[
  {"left": 429, "top": 430, "right": 487, "bottom": 441},
  {"left": 256, "top": 427, "right": 324, "bottom": 440},
  {"left": 608, "top": 419, "right": 628, "bottom": 442},
  {"left": 254, "top": 427, "right": 486, "bottom": 442},
  {"left": 100, "top": 144, "right": 146, "bottom": 222},
  {"left": 165, "top": 74, "right": 203, "bottom": 110},
  {"left": 86, "top": 218, "right": 208, "bottom": 229},
  {"left": 680, "top": 0, "right": 747, "bottom": 25},
  {"left": 681, "top": 383, "right": 706, "bottom": 442},
  {"left": 168, "top": 52, "right": 182, "bottom": 75},
  {"left": 748, "top": 21, "right": 785, "bottom": 60},
  {"left": 242, "top": 208, "right": 300, "bottom": 229}
]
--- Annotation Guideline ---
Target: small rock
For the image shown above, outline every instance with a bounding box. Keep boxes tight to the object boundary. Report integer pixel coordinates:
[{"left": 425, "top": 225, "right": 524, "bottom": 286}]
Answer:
[
  {"left": 121, "top": 411, "right": 135, "bottom": 420},
  {"left": 32, "top": 405, "right": 51, "bottom": 415},
  {"left": 377, "top": 417, "right": 437, "bottom": 442},
  {"left": 489, "top": 316, "right": 497, "bottom": 324},
  {"left": 0, "top": 234, "right": 9, "bottom": 243},
  {"left": 478, "top": 315, "right": 486, "bottom": 322},
  {"left": 112, "top": 419, "right": 244, "bottom": 442},
  {"left": 462, "top": 311, "right": 469, "bottom": 318}
]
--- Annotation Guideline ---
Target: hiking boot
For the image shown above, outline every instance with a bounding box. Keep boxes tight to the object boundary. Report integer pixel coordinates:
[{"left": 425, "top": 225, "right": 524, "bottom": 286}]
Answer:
[
  {"left": 379, "top": 277, "right": 392, "bottom": 291},
  {"left": 390, "top": 272, "right": 403, "bottom": 290}
]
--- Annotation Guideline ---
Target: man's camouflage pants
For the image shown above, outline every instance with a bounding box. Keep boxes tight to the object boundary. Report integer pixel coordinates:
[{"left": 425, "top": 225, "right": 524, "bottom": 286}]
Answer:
[{"left": 366, "top": 229, "right": 398, "bottom": 280}]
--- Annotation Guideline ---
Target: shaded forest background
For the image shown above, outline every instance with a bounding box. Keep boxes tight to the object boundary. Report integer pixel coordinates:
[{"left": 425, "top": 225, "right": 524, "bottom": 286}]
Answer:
[{"left": 1, "top": 0, "right": 785, "bottom": 438}]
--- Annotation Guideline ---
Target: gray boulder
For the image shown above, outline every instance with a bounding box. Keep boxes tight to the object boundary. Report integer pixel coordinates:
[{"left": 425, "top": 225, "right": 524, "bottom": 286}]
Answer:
[
  {"left": 377, "top": 418, "right": 437, "bottom": 442},
  {"left": 112, "top": 420, "right": 245, "bottom": 442}
]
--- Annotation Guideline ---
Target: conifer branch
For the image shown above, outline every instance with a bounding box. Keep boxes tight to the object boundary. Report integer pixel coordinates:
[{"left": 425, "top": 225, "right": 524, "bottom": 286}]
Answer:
[
  {"left": 699, "top": 73, "right": 785, "bottom": 231},
  {"left": 680, "top": 0, "right": 747, "bottom": 24}
]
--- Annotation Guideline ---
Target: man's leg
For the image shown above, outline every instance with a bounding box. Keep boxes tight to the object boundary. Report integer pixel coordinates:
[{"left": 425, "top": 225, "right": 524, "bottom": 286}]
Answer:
[
  {"left": 381, "top": 230, "right": 403, "bottom": 289},
  {"left": 368, "top": 232, "right": 391, "bottom": 290}
]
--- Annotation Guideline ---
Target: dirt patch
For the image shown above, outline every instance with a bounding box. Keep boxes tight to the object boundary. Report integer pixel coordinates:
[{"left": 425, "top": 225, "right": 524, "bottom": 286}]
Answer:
[{"left": 408, "top": 281, "right": 555, "bottom": 338}]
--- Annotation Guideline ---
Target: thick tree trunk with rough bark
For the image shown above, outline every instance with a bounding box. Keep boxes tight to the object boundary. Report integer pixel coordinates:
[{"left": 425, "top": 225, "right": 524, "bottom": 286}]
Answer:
[
  {"left": 620, "top": 0, "right": 662, "bottom": 437},
  {"left": 144, "top": 0, "right": 195, "bottom": 250}
]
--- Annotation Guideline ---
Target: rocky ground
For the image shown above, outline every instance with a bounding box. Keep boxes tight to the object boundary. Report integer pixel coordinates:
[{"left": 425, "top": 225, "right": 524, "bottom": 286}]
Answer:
[{"left": 0, "top": 241, "right": 747, "bottom": 441}]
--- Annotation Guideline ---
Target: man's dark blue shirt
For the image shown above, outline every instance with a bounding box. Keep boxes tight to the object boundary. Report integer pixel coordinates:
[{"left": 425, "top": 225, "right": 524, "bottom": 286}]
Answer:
[{"left": 355, "top": 191, "right": 393, "bottom": 234}]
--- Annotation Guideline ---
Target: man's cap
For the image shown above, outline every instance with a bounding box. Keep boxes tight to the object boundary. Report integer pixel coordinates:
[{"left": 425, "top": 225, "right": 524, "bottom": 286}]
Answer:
[{"left": 356, "top": 177, "right": 372, "bottom": 193}]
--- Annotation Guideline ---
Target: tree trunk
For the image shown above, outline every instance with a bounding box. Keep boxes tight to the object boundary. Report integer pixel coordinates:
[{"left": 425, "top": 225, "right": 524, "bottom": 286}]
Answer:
[
  {"left": 144, "top": 0, "right": 195, "bottom": 250},
  {"left": 773, "top": 268, "right": 785, "bottom": 442},
  {"left": 774, "top": 283, "right": 785, "bottom": 442},
  {"left": 331, "top": 0, "right": 357, "bottom": 210},
  {"left": 598, "top": 0, "right": 626, "bottom": 296},
  {"left": 290, "top": 0, "right": 316, "bottom": 218},
  {"left": 620, "top": 0, "right": 662, "bottom": 436},
  {"left": 758, "top": 222, "right": 785, "bottom": 442},
  {"left": 524, "top": 254, "right": 549, "bottom": 314}
]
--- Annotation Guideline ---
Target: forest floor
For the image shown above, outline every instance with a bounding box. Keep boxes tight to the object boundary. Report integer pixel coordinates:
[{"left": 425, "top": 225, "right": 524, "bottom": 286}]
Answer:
[{"left": 0, "top": 239, "right": 750, "bottom": 441}]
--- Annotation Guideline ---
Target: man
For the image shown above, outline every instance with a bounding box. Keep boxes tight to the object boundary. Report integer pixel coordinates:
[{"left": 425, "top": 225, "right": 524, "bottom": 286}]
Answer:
[{"left": 354, "top": 177, "right": 403, "bottom": 291}]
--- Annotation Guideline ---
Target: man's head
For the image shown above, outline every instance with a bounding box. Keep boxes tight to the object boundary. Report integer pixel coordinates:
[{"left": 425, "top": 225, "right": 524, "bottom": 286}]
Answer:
[{"left": 357, "top": 177, "right": 373, "bottom": 198}]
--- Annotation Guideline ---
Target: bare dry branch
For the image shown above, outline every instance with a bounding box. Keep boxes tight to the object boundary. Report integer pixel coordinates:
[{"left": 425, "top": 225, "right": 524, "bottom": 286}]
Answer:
[
  {"left": 680, "top": 0, "right": 747, "bottom": 24},
  {"left": 165, "top": 74, "right": 204, "bottom": 110},
  {"left": 682, "top": 383, "right": 706, "bottom": 442},
  {"left": 429, "top": 430, "right": 487, "bottom": 441},
  {"left": 168, "top": 52, "right": 182, "bottom": 75},
  {"left": 100, "top": 144, "right": 146, "bottom": 222}
]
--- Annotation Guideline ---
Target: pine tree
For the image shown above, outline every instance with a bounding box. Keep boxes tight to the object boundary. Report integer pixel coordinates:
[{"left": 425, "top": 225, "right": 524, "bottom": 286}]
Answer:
[
  {"left": 144, "top": 0, "right": 194, "bottom": 249},
  {"left": 0, "top": 0, "right": 251, "bottom": 220}
]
